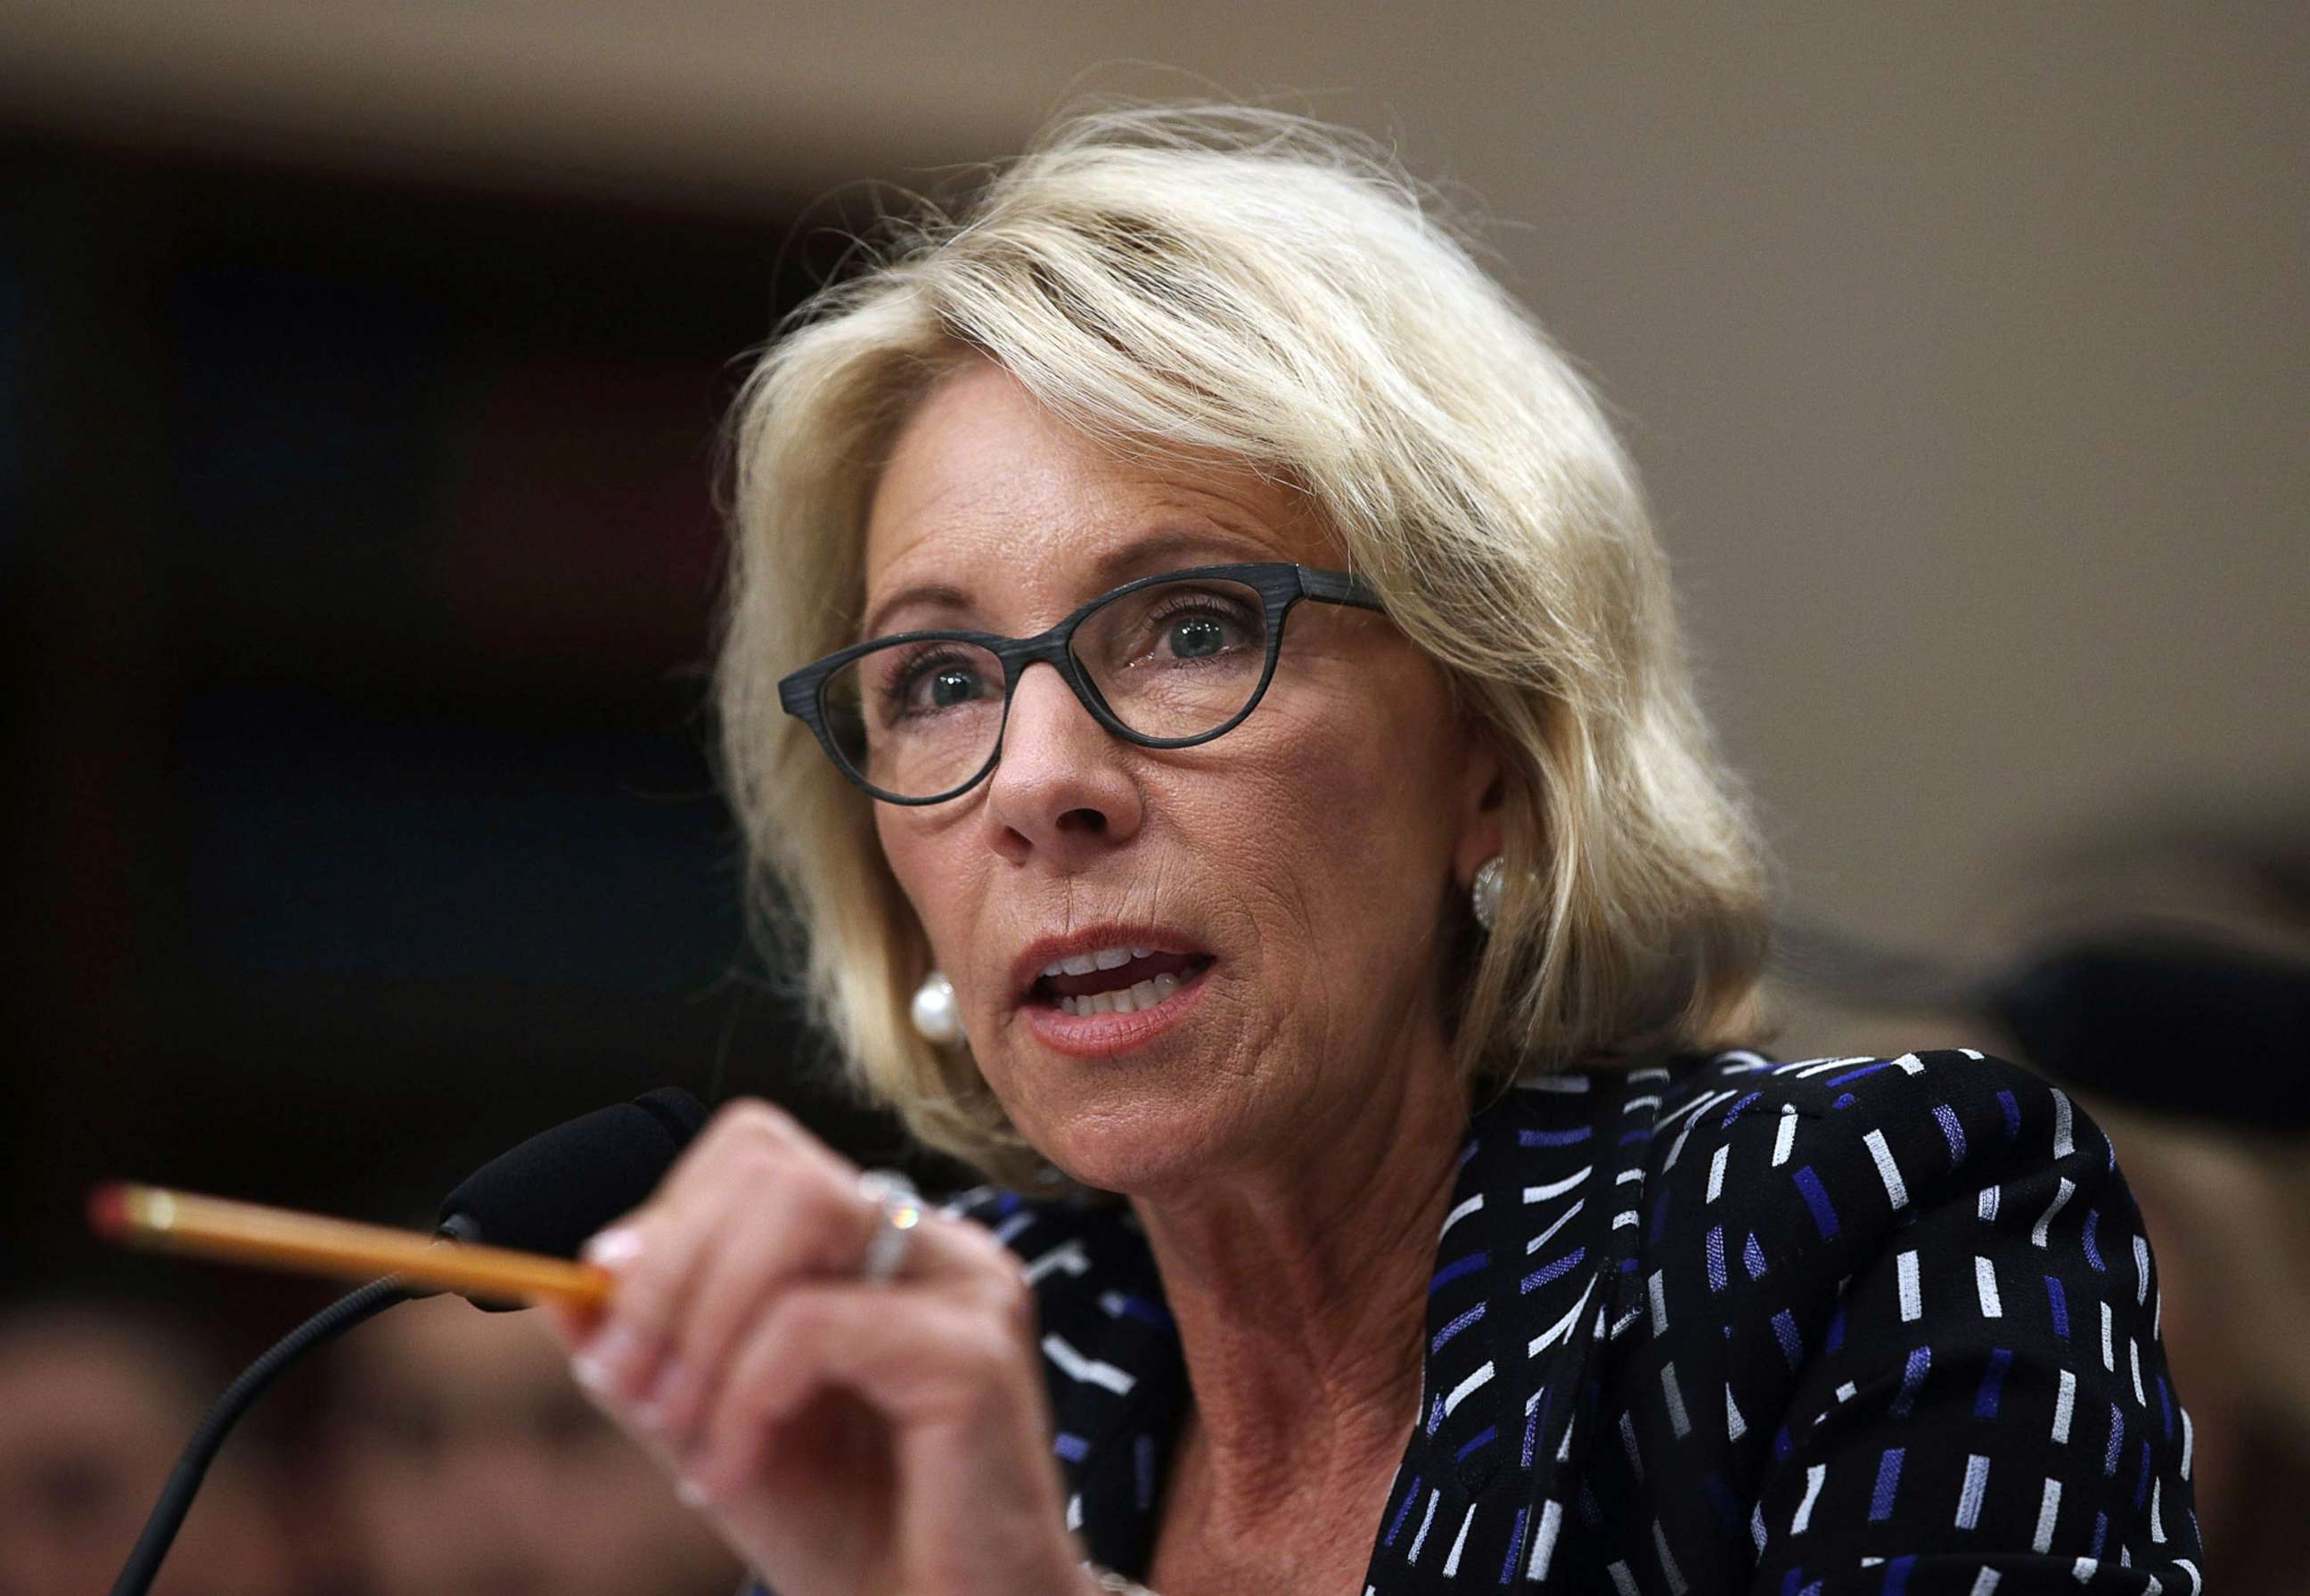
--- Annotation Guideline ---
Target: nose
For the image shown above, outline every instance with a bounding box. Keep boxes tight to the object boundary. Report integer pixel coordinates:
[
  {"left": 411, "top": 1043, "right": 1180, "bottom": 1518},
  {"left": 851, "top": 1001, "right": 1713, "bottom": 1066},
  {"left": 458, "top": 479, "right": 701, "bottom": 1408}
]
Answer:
[{"left": 981, "top": 661, "right": 1143, "bottom": 865}]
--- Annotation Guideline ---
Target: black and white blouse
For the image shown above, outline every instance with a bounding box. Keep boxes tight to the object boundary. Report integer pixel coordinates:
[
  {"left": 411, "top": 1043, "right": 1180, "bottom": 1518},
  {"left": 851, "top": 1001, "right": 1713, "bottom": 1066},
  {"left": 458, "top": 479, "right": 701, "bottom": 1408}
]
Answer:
[{"left": 945, "top": 1048, "right": 2205, "bottom": 1593}]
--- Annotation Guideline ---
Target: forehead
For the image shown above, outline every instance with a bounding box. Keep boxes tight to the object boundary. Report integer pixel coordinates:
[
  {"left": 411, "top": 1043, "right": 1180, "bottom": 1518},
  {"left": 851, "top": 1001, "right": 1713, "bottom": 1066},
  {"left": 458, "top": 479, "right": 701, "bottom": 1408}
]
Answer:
[{"left": 860, "top": 362, "right": 1335, "bottom": 616}]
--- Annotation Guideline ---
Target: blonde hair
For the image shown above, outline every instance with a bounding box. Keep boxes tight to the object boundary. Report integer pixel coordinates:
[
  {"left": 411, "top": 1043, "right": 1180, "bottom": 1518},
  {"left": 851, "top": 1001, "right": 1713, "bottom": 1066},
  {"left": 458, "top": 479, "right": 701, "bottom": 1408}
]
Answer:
[{"left": 718, "top": 104, "right": 1772, "bottom": 1185}]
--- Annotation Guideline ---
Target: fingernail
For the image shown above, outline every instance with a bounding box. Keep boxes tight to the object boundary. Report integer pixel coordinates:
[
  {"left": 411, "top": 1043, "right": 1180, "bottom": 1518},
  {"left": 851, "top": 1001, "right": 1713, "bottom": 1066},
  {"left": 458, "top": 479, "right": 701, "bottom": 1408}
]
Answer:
[{"left": 582, "top": 1227, "right": 644, "bottom": 1269}]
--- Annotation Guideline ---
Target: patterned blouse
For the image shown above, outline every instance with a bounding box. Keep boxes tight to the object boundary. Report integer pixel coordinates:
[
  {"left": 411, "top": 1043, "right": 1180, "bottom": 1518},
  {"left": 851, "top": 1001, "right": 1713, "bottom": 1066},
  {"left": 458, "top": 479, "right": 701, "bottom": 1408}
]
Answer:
[{"left": 943, "top": 1048, "right": 2206, "bottom": 1593}]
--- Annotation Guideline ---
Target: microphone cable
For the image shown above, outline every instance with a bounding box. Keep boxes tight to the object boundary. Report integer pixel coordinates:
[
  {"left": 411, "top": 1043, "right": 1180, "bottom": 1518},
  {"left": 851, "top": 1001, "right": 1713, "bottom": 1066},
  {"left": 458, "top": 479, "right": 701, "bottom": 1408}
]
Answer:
[
  {"left": 109, "top": 1273, "right": 406, "bottom": 1596},
  {"left": 105, "top": 1084, "right": 708, "bottom": 1596}
]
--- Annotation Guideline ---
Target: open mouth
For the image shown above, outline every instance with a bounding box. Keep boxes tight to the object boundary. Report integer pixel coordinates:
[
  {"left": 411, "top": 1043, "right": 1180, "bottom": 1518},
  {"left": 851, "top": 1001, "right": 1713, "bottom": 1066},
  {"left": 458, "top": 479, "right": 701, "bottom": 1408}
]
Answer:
[{"left": 1028, "top": 946, "right": 1216, "bottom": 1017}]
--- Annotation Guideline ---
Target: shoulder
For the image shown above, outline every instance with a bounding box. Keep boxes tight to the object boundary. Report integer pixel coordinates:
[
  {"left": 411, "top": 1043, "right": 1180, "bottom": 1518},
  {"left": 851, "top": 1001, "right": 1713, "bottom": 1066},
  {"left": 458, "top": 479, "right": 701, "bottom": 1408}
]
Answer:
[
  {"left": 1606, "top": 1049, "right": 2200, "bottom": 1581},
  {"left": 1645, "top": 1044, "right": 2107, "bottom": 1240},
  {"left": 1655, "top": 1042, "right": 2065, "bottom": 1134},
  {"left": 1626, "top": 1044, "right": 2127, "bottom": 1338}
]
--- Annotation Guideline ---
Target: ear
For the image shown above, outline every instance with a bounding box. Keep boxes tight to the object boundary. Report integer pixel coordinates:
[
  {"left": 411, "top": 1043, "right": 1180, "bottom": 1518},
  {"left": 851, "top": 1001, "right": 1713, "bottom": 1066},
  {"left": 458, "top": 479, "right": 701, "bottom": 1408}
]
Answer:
[{"left": 1452, "top": 720, "right": 1510, "bottom": 889}]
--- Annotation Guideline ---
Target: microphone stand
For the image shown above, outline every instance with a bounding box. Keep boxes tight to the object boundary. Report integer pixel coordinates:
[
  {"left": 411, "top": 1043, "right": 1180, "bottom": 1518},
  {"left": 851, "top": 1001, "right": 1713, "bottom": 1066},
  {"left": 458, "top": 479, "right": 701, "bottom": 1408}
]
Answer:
[{"left": 108, "top": 1274, "right": 407, "bottom": 1596}]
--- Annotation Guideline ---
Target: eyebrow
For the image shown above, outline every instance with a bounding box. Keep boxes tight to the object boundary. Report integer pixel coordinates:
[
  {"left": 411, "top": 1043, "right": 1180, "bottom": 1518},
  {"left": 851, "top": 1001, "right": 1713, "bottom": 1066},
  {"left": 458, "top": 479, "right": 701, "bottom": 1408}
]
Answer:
[
  {"left": 858, "top": 582, "right": 973, "bottom": 642},
  {"left": 856, "top": 525, "right": 1274, "bottom": 642}
]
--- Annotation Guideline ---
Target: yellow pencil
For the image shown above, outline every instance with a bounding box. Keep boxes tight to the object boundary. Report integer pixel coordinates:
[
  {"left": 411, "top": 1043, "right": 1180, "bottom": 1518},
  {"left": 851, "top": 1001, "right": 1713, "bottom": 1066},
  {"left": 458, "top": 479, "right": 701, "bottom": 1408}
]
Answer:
[{"left": 89, "top": 1182, "right": 612, "bottom": 1307}]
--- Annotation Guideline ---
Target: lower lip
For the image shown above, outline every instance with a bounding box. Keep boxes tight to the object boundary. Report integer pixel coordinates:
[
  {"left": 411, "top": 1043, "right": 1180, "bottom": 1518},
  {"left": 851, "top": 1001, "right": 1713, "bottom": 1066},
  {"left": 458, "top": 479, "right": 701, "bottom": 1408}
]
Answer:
[{"left": 1020, "top": 962, "right": 1214, "bottom": 1060}]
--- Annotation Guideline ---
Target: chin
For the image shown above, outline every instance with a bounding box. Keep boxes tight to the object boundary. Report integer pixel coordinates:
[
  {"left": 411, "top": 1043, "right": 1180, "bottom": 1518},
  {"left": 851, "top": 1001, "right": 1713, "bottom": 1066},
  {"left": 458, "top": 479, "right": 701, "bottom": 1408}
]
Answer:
[{"left": 1023, "top": 1103, "right": 1227, "bottom": 1199}]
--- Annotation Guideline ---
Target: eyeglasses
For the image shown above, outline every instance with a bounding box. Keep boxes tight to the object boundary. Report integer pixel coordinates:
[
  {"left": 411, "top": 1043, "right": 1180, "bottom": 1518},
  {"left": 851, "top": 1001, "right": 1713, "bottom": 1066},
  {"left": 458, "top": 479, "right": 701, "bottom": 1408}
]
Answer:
[{"left": 778, "top": 562, "right": 1385, "bottom": 805}]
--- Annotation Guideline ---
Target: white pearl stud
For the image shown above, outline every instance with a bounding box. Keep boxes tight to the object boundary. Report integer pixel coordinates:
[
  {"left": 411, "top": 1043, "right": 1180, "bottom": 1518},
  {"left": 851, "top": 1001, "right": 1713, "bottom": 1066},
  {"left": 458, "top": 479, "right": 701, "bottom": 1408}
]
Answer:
[
  {"left": 910, "top": 970, "right": 963, "bottom": 1045},
  {"left": 1471, "top": 855, "right": 1505, "bottom": 932}
]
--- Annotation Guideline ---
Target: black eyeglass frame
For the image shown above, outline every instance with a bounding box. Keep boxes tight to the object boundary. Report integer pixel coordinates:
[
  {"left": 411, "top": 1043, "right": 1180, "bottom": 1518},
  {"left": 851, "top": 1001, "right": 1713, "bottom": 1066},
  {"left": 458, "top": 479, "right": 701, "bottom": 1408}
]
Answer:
[{"left": 777, "top": 561, "right": 1385, "bottom": 806}]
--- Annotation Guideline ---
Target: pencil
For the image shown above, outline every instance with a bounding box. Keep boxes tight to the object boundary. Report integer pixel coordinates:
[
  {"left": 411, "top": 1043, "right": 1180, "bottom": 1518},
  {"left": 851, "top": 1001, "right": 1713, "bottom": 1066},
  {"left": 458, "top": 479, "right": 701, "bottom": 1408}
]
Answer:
[{"left": 88, "top": 1182, "right": 613, "bottom": 1308}]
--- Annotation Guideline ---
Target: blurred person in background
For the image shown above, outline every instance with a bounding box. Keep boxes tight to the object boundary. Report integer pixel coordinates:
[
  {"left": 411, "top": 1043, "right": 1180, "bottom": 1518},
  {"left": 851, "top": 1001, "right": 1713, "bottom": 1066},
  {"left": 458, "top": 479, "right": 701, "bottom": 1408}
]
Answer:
[
  {"left": 0, "top": 1299, "right": 301, "bottom": 1596},
  {"left": 322, "top": 1291, "right": 741, "bottom": 1596},
  {"left": 1783, "top": 817, "right": 2310, "bottom": 1592}
]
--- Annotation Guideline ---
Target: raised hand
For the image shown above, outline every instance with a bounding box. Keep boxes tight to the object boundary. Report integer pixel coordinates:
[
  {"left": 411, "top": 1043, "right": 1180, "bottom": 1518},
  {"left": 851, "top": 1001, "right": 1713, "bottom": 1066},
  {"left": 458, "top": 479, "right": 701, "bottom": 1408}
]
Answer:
[{"left": 539, "top": 1099, "right": 1091, "bottom": 1596}]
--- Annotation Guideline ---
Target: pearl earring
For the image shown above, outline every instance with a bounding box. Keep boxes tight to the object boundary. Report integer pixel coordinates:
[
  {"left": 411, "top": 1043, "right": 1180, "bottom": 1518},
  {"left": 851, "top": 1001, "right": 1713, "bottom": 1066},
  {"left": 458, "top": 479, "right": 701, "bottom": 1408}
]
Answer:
[
  {"left": 1470, "top": 855, "right": 1505, "bottom": 932},
  {"left": 910, "top": 970, "right": 962, "bottom": 1045}
]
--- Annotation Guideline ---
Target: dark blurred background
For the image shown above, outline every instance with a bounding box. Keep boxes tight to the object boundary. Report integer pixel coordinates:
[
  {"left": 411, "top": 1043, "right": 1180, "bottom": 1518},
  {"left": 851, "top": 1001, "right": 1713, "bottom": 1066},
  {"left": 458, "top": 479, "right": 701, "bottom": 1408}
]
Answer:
[
  {"left": 0, "top": 135, "right": 912, "bottom": 1325},
  {"left": 0, "top": 4, "right": 2302, "bottom": 1592},
  {"left": 0, "top": 108, "right": 898, "bottom": 1596}
]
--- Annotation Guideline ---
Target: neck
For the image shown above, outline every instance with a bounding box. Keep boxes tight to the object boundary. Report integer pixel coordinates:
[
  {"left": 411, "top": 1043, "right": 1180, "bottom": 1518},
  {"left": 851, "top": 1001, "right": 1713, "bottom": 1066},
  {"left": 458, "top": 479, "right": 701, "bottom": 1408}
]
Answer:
[{"left": 1128, "top": 1040, "right": 1470, "bottom": 1538}]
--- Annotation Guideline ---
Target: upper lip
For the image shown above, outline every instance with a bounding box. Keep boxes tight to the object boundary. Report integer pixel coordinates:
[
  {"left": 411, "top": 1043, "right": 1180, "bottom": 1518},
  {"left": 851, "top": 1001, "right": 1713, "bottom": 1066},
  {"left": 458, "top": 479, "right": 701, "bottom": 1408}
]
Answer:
[{"left": 1007, "top": 924, "right": 1212, "bottom": 1003}]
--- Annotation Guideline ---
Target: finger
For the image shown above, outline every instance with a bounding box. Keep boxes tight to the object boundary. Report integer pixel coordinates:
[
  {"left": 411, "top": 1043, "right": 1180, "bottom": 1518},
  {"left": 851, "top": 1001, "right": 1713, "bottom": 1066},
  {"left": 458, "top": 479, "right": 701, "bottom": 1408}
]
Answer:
[
  {"left": 577, "top": 1100, "right": 1004, "bottom": 1411},
  {"left": 655, "top": 1173, "right": 1017, "bottom": 1441},
  {"left": 683, "top": 1273, "right": 1037, "bottom": 1506},
  {"left": 649, "top": 1155, "right": 864, "bottom": 1440},
  {"left": 571, "top": 1102, "right": 798, "bottom": 1402},
  {"left": 578, "top": 1099, "right": 863, "bottom": 1409}
]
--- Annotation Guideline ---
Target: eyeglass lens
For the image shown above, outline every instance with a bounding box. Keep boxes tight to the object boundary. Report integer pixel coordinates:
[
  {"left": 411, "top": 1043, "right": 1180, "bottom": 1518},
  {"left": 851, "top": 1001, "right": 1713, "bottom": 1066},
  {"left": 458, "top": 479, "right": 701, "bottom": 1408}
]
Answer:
[{"left": 822, "top": 576, "right": 1274, "bottom": 799}]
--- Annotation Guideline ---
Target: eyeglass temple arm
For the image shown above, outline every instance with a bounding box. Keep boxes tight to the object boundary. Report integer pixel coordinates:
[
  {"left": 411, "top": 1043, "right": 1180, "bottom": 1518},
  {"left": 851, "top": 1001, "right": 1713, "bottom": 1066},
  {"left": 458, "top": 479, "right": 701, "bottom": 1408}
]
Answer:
[{"left": 1297, "top": 566, "right": 1385, "bottom": 610}]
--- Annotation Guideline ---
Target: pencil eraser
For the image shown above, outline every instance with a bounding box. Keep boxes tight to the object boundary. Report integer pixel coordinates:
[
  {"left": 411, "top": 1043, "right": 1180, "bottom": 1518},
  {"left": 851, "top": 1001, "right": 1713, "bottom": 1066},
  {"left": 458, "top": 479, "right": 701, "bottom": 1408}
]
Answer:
[{"left": 87, "top": 1183, "right": 131, "bottom": 1240}]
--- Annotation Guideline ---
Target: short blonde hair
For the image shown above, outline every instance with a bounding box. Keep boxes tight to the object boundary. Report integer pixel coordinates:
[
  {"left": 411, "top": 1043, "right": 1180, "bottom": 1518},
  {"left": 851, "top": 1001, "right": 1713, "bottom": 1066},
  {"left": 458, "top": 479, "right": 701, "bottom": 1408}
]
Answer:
[{"left": 718, "top": 104, "right": 1771, "bottom": 1185}]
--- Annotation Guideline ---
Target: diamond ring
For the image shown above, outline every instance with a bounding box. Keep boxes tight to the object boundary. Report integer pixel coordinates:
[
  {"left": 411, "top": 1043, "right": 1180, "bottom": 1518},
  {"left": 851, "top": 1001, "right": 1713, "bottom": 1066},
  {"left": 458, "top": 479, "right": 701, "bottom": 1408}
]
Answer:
[{"left": 855, "top": 1169, "right": 923, "bottom": 1284}]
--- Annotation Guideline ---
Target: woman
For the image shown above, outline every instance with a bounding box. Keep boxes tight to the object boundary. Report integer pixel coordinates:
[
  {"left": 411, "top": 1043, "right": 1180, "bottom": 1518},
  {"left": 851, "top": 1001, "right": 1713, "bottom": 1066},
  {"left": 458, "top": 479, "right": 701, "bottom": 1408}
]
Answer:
[{"left": 545, "top": 107, "right": 2201, "bottom": 1594}]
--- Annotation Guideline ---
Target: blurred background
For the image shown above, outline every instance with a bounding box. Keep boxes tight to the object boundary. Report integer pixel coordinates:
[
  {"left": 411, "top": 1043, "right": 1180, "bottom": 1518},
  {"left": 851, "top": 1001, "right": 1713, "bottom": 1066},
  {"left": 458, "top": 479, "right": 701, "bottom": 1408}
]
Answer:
[{"left": 1, "top": 3, "right": 2302, "bottom": 1592}]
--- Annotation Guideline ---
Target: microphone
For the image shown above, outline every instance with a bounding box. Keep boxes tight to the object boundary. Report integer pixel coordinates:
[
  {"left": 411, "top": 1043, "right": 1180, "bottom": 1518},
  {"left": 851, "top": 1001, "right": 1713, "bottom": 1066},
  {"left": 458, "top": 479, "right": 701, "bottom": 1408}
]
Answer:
[
  {"left": 436, "top": 1086, "right": 709, "bottom": 1291},
  {"left": 111, "top": 1086, "right": 709, "bottom": 1596}
]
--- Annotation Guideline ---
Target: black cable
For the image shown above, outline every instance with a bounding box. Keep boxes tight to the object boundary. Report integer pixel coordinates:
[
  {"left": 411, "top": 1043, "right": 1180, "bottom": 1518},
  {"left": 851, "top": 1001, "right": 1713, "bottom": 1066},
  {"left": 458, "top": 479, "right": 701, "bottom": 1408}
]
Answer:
[
  {"left": 109, "top": 1274, "right": 408, "bottom": 1596},
  {"left": 108, "top": 1085, "right": 705, "bottom": 1593}
]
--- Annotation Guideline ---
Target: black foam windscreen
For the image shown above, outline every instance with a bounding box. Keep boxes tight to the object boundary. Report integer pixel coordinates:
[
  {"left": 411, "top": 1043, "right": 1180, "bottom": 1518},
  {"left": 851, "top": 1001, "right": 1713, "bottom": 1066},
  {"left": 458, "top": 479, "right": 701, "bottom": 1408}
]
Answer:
[{"left": 436, "top": 1087, "right": 709, "bottom": 1287}]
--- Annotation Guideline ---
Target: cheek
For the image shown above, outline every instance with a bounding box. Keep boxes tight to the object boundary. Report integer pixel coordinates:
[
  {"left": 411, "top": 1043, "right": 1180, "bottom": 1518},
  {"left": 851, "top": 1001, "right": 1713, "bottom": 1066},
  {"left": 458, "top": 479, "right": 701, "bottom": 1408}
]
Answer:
[
  {"left": 1189, "top": 672, "right": 1466, "bottom": 953},
  {"left": 872, "top": 811, "right": 973, "bottom": 969},
  {"left": 1252, "top": 662, "right": 1465, "bottom": 858}
]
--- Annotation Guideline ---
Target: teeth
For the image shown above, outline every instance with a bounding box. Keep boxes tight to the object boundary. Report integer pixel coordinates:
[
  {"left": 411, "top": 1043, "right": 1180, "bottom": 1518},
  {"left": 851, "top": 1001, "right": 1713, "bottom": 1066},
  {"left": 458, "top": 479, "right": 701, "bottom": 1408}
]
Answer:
[
  {"left": 1055, "top": 970, "right": 1187, "bottom": 1018},
  {"left": 1042, "top": 945, "right": 1158, "bottom": 979}
]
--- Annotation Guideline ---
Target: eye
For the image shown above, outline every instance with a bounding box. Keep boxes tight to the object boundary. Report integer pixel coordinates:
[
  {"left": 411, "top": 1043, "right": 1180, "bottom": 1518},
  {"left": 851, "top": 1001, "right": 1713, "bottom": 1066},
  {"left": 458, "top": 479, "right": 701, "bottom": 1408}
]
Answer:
[
  {"left": 917, "top": 665, "right": 983, "bottom": 708},
  {"left": 894, "top": 651, "right": 994, "bottom": 716},
  {"left": 1073, "top": 577, "right": 1268, "bottom": 690},
  {"left": 1165, "top": 614, "right": 1231, "bottom": 659},
  {"left": 1138, "top": 595, "right": 1258, "bottom": 663}
]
